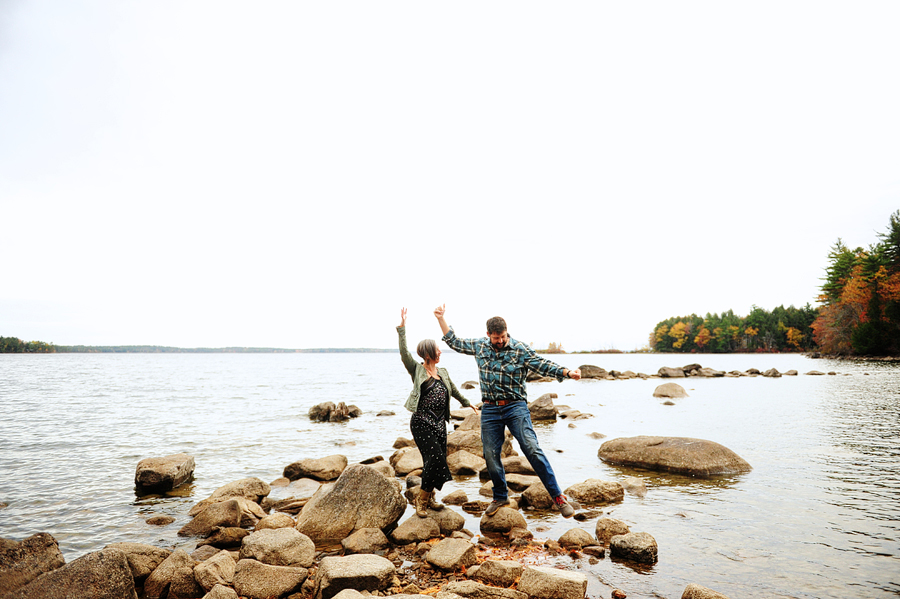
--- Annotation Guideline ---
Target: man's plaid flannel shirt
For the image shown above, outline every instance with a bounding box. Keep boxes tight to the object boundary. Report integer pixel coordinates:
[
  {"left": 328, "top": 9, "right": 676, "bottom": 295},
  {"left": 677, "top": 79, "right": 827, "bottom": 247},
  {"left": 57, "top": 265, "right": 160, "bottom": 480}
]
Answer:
[{"left": 442, "top": 326, "right": 567, "bottom": 403}]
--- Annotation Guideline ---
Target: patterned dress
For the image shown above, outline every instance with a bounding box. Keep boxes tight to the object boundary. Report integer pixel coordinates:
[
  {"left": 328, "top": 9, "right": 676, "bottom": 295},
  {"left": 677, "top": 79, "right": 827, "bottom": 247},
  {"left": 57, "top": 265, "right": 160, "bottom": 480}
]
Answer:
[{"left": 410, "top": 377, "right": 452, "bottom": 492}]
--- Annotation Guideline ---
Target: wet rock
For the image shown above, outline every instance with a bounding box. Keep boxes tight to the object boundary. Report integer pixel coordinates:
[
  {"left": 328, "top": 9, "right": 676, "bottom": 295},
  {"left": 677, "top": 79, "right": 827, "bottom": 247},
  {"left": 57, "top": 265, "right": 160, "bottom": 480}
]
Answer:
[
  {"left": 682, "top": 583, "right": 732, "bottom": 598},
  {"left": 239, "top": 527, "right": 316, "bottom": 568},
  {"left": 558, "top": 528, "right": 594, "bottom": 549},
  {"left": 314, "top": 554, "right": 395, "bottom": 599},
  {"left": 573, "top": 508, "right": 604, "bottom": 521},
  {"left": 610, "top": 531, "right": 658, "bottom": 564},
  {"left": 104, "top": 542, "right": 170, "bottom": 583},
  {"left": 517, "top": 565, "right": 588, "bottom": 599},
  {"left": 528, "top": 393, "right": 558, "bottom": 421},
  {"left": 658, "top": 366, "right": 686, "bottom": 378},
  {"left": 134, "top": 453, "right": 195, "bottom": 494},
  {"left": 595, "top": 518, "right": 631, "bottom": 545},
  {"left": 284, "top": 455, "right": 348, "bottom": 482},
  {"left": 145, "top": 515, "right": 175, "bottom": 526},
  {"left": 197, "top": 527, "right": 251, "bottom": 549},
  {"left": 598, "top": 436, "right": 752, "bottom": 476},
  {"left": 653, "top": 382, "right": 689, "bottom": 398},
  {"left": 194, "top": 550, "right": 236, "bottom": 591},
  {"left": 233, "top": 558, "right": 307, "bottom": 599},
  {"left": 621, "top": 477, "right": 647, "bottom": 497},
  {"left": 179, "top": 500, "right": 242, "bottom": 537},
  {"left": 479, "top": 507, "right": 527, "bottom": 534},
  {"left": 447, "top": 450, "right": 486, "bottom": 475},
  {"left": 0, "top": 533, "right": 66, "bottom": 595},
  {"left": 565, "top": 479, "right": 624, "bottom": 505},
  {"left": 443, "top": 490, "right": 468, "bottom": 505},
  {"left": 425, "top": 538, "right": 478, "bottom": 571},
  {"left": 583, "top": 545, "right": 605, "bottom": 557},
  {"left": 256, "top": 512, "right": 296, "bottom": 530},
  {"left": 2, "top": 548, "right": 137, "bottom": 599},
  {"left": 471, "top": 559, "right": 522, "bottom": 587},
  {"left": 441, "top": 580, "right": 526, "bottom": 599},
  {"left": 376, "top": 410, "right": 395, "bottom": 417},
  {"left": 390, "top": 446, "right": 425, "bottom": 476},
  {"left": 390, "top": 516, "right": 441, "bottom": 544},
  {"left": 342, "top": 528, "right": 390, "bottom": 555},
  {"left": 295, "top": 464, "right": 405, "bottom": 544},
  {"left": 144, "top": 548, "right": 197, "bottom": 599}
]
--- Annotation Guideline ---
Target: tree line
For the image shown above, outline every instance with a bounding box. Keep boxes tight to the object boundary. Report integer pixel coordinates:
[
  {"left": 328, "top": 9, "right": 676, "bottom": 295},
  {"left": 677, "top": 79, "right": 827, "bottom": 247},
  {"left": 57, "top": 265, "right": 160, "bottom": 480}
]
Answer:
[
  {"left": 811, "top": 210, "right": 900, "bottom": 355},
  {"left": 0, "top": 337, "right": 57, "bottom": 353}
]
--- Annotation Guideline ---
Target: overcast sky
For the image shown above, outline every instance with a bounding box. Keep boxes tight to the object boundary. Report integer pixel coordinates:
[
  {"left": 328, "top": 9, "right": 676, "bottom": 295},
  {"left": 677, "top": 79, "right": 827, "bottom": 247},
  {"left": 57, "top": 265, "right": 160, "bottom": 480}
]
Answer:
[{"left": 1, "top": 1, "right": 898, "bottom": 351}]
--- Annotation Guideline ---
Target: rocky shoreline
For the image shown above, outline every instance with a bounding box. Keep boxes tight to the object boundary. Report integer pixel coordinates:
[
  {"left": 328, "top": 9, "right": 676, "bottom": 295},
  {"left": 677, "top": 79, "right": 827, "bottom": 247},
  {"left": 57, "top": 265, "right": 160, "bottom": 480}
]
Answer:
[{"left": 2, "top": 371, "right": 796, "bottom": 599}]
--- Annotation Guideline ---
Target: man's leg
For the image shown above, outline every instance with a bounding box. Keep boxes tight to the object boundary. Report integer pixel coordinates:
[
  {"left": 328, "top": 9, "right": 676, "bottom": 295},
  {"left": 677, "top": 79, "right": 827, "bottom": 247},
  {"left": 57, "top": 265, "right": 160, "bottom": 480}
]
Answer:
[
  {"left": 504, "top": 401, "right": 563, "bottom": 497},
  {"left": 480, "top": 404, "right": 509, "bottom": 503}
]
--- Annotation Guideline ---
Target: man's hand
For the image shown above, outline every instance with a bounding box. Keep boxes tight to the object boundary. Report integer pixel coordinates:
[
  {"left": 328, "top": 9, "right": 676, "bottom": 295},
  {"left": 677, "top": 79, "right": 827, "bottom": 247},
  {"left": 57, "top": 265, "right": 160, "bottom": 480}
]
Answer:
[
  {"left": 400, "top": 307, "right": 407, "bottom": 328},
  {"left": 568, "top": 368, "right": 582, "bottom": 380},
  {"left": 434, "top": 304, "right": 445, "bottom": 319}
]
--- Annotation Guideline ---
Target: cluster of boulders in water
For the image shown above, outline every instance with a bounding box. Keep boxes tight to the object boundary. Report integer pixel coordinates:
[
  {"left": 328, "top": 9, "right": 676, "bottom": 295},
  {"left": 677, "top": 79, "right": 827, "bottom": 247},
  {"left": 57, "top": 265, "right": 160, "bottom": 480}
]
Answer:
[
  {"left": 1, "top": 383, "right": 769, "bottom": 599},
  {"left": 527, "top": 363, "right": 845, "bottom": 382}
]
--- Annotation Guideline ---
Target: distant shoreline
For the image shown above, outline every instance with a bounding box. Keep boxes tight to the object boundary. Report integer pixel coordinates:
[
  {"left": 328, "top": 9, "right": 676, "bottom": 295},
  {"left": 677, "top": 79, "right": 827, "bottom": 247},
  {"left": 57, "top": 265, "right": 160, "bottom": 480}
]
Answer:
[{"left": 52, "top": 346, "right": 398, "bottom": 354}]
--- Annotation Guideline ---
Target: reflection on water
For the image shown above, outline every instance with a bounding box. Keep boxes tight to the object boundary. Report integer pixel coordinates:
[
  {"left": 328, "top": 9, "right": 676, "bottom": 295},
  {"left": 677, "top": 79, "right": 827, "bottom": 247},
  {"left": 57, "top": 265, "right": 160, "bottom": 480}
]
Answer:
[{"left": 0, "top": 353, "right": 898, "bottom": 598}]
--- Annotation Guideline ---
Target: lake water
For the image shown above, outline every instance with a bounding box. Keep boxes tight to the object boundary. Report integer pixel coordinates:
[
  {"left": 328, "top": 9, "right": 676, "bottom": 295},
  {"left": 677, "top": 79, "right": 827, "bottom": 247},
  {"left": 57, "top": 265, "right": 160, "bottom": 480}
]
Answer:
[{"left": 1, "top": 352, "right": 898, "bottom": 598}]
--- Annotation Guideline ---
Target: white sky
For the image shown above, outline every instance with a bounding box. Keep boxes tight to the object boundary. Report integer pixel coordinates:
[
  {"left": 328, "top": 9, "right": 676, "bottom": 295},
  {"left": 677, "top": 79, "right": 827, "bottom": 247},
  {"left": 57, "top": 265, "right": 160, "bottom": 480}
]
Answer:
[{"left": 1, "top": 1, "right": 898, "bottom": 351}]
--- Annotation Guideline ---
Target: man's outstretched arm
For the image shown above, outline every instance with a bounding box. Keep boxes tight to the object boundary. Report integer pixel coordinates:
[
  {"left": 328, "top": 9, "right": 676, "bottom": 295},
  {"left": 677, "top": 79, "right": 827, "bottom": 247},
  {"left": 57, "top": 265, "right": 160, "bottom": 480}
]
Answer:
[
  {"left": 435, "top": 304, "right": 478, "bottom": 355},
  {"left": 434, "top": 304, "right": 450, "bottom": 336}
]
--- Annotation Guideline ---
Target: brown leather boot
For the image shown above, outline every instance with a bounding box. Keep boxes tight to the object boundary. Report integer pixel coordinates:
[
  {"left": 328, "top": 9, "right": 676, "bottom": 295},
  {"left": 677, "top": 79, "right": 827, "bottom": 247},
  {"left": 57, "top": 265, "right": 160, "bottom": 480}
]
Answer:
[
  {"left": 426, "top": 490, "right": 444, "bottom": 511},
  {"left": 415, "top": 489, "right": 429, "bottom": 518}
]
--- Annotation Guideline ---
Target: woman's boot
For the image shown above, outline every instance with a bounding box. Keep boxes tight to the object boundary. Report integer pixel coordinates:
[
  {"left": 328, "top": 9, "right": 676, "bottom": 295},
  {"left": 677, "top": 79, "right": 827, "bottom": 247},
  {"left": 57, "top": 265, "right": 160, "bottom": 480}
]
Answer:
[
  {"left": 426, "top": 490, "right": 444, "bottom": 511},
  {"left": 415, "top": 488, "right": 429, "bottom": 518}
]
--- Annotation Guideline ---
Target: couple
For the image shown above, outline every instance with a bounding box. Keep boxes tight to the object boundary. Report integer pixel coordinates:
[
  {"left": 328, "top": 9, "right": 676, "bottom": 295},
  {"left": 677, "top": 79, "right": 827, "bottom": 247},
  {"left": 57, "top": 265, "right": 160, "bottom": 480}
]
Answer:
[{"left": 396, "top": 305, "right": 582, "bottom": 519}]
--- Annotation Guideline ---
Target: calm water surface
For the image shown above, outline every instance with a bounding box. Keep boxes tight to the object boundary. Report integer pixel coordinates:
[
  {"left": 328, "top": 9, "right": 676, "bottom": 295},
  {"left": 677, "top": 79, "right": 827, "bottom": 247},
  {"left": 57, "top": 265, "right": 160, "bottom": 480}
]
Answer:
[{"left": 1, "top": 352, "right": 898, "bottom": 598}]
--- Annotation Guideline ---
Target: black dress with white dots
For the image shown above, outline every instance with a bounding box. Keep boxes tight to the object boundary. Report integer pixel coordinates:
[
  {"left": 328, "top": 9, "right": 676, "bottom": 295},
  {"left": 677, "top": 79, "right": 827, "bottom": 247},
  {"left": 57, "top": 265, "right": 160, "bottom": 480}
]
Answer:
[{"left": 410, "top": 377, "right": 452, "bottom": 492}]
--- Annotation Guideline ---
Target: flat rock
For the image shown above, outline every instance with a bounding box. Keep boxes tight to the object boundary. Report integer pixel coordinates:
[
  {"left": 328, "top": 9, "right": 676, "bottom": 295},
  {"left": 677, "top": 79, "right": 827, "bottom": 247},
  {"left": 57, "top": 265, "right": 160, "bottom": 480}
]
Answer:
[
  {"left": 442, "top": 580, "right": 527, "bottom": 599},
  {"left": 472, "top": 559, "right": 522, "bottom": 587},
  {"left": 598, "top": 436, "right": 752, "bottom": 476},
  {"left": 239, "top": 527, "right": 316, "bottom": 568},
  {"left": 314, "top": 554, "right": 395, "bottom": 599},
  {"left": 190, "top": 478, "right": 271, "bottom": 516},
  {"left": 390, "top": 515, "right": 441, "bottom": 545},
  {"left": 284, "top": 455, "right": 348, "bottom": 482},
  {"left": 517, "top": 565, "right": 588, "bottom": 599},
  {"left": 134, "top": 453, "right": 195, "bottom": 494},
  {"left": 658, "top": 366, "right": 686, "bottom": 378},
  {"left": 565, "top": 479, "right": 624, "bottom": 505},
  {"left": 0, "top": 532, "right": 66, "bottom": 594},
  {"left": 425, "top": 538, "right": 477, "bottom": 571},
  {"left": 233, "top": 558, "right": 307, "bottom": 599},
  {"left": 2, "top": 548, "right": 137, "bottom": 599},
  {"left": 447, "top": 450, "right": 486, "bottom": 475}
]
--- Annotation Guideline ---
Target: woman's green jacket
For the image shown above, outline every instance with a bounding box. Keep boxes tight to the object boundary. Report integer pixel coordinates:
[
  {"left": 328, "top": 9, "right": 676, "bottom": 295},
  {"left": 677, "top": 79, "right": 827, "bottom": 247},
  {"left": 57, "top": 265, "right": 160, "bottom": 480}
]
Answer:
[{"left": 397, "top": 325, "right": 471, "bottom": 421}]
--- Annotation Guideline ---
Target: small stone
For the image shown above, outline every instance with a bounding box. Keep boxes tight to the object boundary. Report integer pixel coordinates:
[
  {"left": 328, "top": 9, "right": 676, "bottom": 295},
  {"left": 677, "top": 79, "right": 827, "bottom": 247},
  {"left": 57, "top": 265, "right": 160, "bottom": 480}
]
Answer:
[
  {"left": 612, "top": 590, "right": 627, "bottom": 599},
  {"left": 146, "top": 516, "right": 175, "bottom": 526}
]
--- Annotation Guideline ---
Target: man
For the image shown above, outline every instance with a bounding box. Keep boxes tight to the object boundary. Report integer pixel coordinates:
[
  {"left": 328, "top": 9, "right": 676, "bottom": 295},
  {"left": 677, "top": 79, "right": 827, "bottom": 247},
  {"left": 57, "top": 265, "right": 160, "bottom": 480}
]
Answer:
[{"left": 434, "top": 304, "right": 581, "bottom": 518}]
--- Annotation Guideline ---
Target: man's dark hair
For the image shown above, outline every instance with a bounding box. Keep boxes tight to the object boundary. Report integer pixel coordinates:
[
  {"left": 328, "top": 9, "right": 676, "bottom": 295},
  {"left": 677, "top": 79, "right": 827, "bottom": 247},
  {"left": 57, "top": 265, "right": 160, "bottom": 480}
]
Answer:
[{"left": 486, "top": 316, "right": 507, "bottom": 335}]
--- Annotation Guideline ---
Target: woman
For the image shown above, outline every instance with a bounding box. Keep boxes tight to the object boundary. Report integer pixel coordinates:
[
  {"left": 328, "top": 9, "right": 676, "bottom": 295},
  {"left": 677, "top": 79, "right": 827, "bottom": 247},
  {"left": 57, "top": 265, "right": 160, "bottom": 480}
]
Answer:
[{"left": 397, "top": 307, "right": 477, "bottom": 517}]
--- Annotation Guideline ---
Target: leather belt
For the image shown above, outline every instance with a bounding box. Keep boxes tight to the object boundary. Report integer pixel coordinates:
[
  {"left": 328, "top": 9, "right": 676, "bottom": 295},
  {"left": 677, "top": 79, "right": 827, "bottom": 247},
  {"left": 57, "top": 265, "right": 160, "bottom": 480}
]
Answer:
[{"left": 482, "top": 399, "right": 519, "bottom": 406}]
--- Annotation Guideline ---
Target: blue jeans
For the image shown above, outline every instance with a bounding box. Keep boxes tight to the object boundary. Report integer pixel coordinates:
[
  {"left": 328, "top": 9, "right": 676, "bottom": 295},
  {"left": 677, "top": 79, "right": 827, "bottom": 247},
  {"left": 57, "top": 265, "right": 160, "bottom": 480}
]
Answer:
[{"left": 480, "top": 401, "right": 563, "bottom": 502}]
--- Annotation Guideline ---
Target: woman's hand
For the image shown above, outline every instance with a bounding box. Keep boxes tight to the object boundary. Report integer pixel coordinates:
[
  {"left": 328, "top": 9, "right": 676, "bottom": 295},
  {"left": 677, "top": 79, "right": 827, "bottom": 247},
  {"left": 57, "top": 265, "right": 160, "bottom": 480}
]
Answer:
[
  {"left": 471, "top": 405, "right": 479, "bottom": 414},
  {"left": 400, "top": 307, "right": 407, "bottom": 328}
]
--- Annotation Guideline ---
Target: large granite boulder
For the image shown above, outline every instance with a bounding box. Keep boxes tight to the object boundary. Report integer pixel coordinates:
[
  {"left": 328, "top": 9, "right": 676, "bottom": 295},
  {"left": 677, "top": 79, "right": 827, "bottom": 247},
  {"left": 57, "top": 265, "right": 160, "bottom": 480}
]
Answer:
[
  {"left": 314, "top": 554, "right": 396, "bottom": 599},
  {"left": 565, "top": 479, "right": 624, "bottom": 505},
  {"left": 239, "top": 528, "right": 316, "bottom": 568},
  {"left": 233, "top": 558, "right": 307, "bottom": 599},
  {"left": 653, "top": 383, "right": 689, "bottom": 398},
  {"left": 103, "top": 542, "right": 171, "bottom": 583},
  {"left": 295, "top": 464, "right": 405, "bottom": 544},
  {"left": 518, "top": 565, "right": 588, "bottom": 599},
  {"left": 1, "top": 548, "right": 137, "bottom": 599},
  {"left": 528, "top": 393, "right": 558, "bottom": 421},
  {"left": 0, "top": 532, "right": 66, "bottom": 595},
  {"left": 134, "top": 453, "right": 195, "bottom": 494},
  {"left": 598, "top": 436, "right": 752, "bottom": 476},
  {"left": 284, "top": 455, "right": 348, "bottom": 482}
]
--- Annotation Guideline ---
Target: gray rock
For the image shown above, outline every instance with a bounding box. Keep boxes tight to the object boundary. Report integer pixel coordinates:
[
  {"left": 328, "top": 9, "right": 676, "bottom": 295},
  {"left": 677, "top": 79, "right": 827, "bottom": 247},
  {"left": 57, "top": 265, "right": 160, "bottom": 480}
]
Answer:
[
  {"left": 134, "top": 453, "right": 195, "bottom": 494},
  {"left": 528, "top": 393, "right": 558, "bottom": 421},
  {"left": 682, "top": 583, "right": 732, "bottom": 598},
  {"left": 447, "top": 450, "right": 486, "bottom": 475},
  {"left": 389, "top": 446, "right": 424, "bottom": 475},
  {"left": 653, "top": 382, "right": 689, "bottom": 398},
  {"left": 144, "top": 548, "right": 196, "bottom": 599},
  {"left": 341, "top": 528, "right": 390, "bottom": 555},
  {"left": 103, "top": 542, "right": 170, "bottom": 583},
  {"left": 233, "top": 558, "right": 307, "bottom": 599},
  {"left": 565, "top": 479, "right": 624, "bottom": 505},
  {"left": 2, "top": 548, "right": 137, "bottom": 599},
  {"left": 610, "top": 531, "right": 658, "bottom": 564},
  {"left": 179, "top": 499, "right": 242, "bottom": 537},
  {"left": 598, "top": 436, "right": 752, "bottom": 476},
  {"left": 376, "top": 410, "right": 395, "bottom": 416},
  {"left": 558, "top": 528, "right": 595, "bottom": 549},
  {"left": 479, "top": 507, "right": 527, "bottom": 534},
  {"left": 239, "top": 528, "right": 316, "bottom": 568},
  {"left": 0, "top": 532, "right": 66, "bottom": 594},
  {"left": 314, "top": 554, "right": 395, "bottom": 599},
  {"left": 284, "top": 455, "right": 348, "bottom": 482},
  {"left": 194, "top": 550, "right": 236, "bottom": 591},
  {"left": 390, "top": 516, "right": 441, "bottom": 544},
  {"left": 517, "top": 565, "right": 588, "bottom": 599},
  {"left": 425, "top": 538, "right": 478, "bottom": 571},
  {"left": 442, "top": 580, "right": 527, "bottom": 599},
  {"left": 471, "top": 559, "right": 522, "bottom": 587},
  {"left": 658, "top": 366, "right": 686, "bottom": 378},
  {"left": 595, "top": 518, "right": 631, "bottom": 545},
  {"left": 295, "top": 464, "right": 405, "bottom": 544}
]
